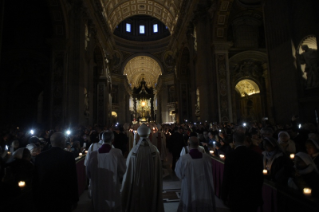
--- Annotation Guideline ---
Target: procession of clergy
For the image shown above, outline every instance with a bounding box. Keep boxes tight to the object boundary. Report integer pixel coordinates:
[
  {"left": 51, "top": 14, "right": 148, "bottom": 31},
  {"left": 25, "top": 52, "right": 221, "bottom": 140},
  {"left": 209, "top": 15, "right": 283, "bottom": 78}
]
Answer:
[{"left": 84, "top": 123, "right": 219, "bottom": 212}]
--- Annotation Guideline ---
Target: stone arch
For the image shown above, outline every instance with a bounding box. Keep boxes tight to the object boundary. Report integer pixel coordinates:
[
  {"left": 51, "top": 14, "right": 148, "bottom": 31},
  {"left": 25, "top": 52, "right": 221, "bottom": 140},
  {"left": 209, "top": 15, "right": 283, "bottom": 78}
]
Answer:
[
  {"left": 229, "top": 51, "right": 268, "bottom": 122},
  {"left": 46, "top": 0, "right": 69, "bottom": 39},
  {"left": 121, "top": 53, "right": 164, "bottom": 88},
  {"left": 101, "top": 0, "right": 183, "bottom": 33}
]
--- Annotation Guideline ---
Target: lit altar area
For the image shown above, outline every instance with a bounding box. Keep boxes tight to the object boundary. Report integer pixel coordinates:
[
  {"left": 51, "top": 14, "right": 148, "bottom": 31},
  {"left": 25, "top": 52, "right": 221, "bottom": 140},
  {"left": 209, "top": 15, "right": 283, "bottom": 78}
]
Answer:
[{"left": 131, "top": 78, "right": 155, "bottom": 123}]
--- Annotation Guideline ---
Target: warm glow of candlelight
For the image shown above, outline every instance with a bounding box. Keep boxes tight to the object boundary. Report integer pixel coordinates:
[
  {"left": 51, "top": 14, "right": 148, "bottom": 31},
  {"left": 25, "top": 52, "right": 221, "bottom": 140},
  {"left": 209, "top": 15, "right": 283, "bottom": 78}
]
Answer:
[
  {"left": 79, "top": 153, "right": 82, "bottom": 156},
  {"left": 7, "top": 151, "right": 11, "bottom": 155},
  {"left": 303, "top": 188, "right": 312, "bottom": 196},
  {"left": 290, "top": 154, "right": 295, "bottom": 159},
  {"left": 85, "top": 151, "right": 88, "bottom": 154},
  {"left": 220, "top": 154, "right": 225, "bottom": 159},
  {"left": 18, "top": 181, "right": 26, "bottom": 188},
  {"left": 209, "top": 150, "right": 214, "bottom": 155},
  {"left": 263, "top": 169, "right": 268, "bottom": 175}
]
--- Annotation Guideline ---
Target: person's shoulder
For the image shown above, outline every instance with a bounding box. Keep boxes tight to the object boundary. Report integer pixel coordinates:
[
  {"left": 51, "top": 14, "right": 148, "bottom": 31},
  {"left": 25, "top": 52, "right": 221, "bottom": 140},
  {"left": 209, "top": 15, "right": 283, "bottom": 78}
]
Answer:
[{"left": 111, "top": 148, "right": 122, "bottom": 154}]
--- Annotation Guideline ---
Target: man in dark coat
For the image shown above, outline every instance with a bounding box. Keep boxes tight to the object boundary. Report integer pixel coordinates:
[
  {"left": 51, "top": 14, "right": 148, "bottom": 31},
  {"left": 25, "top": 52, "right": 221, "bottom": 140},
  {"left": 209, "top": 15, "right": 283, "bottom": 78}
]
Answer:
[
  {"left": 113, "top": 126, "right": 128, "bottom": 155},
  {"left": 33, "top": 132, "right": 79, "bottom": 212},
  {"left": 222, "top": 131, "right": 263, "bottom": 212},
  {"left": 168, "top": 127, "right": 184, "bottom": 171}
]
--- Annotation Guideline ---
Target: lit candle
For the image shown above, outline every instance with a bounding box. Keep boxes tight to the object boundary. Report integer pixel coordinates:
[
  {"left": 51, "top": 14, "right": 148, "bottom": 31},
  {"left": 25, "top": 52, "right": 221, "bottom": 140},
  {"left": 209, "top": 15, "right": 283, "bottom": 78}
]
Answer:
[
  {"left": 219, "top": 154, "right": 225, "bottom": 159},
  {"left": 79, "top": 153, "right": 82, "bottom": 156},
  {"left": 18, "top": 181, "right": 26, "bottom": 188},
  {"left": 290, "top": 154, "right": 295, "bottom": 159},
  {"left": 303, "top": 188, "right": 312, "bottom": 196},
  {"left": 7, "top": 151, "right": 11, "bottom": 155},
  {"left": 263, "top": 169, "right": 268, "bottom": 175},
  {"left": 209, "top": 150, "right": 214, "bottom": 155},
  {"left": 85, "top": 151, "right": 88, "bottom": 154}
]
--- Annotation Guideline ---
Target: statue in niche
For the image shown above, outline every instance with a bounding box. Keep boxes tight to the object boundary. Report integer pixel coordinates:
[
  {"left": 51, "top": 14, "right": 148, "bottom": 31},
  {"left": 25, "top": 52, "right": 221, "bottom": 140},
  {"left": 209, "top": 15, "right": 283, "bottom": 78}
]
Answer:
[{"left": 297, "top": 45, "right": 319, "bottom": 88}]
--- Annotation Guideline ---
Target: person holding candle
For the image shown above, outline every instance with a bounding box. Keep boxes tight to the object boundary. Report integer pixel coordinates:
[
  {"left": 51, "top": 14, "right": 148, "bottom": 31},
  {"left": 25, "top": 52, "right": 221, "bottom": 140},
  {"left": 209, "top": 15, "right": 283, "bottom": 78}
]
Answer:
[
  {"left": 222, "top": 131, "right": 263, "bottom": 212},
  {"left": 86, "top": 130, "right": 126, "bottom": 212},
  {"left": 305, "top": 139, "right": 319, "bottom": 170},
  {"left": 2, "top": 147, "right": 34, "bottom": 210},
  {"left": 277, "top": 131, "right": 296, "bottom": 155},
  {"left": 33, "top": 132, "right": 79, "bottom": 212},
  {"left": 288, "top": 152, "right": 319, "bottom": 197}
]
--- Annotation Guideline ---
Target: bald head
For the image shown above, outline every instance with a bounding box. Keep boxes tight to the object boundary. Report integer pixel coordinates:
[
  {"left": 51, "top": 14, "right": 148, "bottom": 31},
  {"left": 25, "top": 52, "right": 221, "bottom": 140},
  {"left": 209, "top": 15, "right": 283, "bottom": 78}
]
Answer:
[
  {"left": 188, "top": 136, "right": 199, "bottom": 149},
  {"left": 50, "top": 132, "right": 66, "bottom": 149}
]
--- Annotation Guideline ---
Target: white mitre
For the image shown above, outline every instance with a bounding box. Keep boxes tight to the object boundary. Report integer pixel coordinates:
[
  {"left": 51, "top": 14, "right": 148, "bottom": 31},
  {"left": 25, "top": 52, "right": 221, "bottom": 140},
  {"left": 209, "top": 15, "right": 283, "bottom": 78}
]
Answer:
[{"left": 137, "top": 124, "right": 151, "bottom": 138}]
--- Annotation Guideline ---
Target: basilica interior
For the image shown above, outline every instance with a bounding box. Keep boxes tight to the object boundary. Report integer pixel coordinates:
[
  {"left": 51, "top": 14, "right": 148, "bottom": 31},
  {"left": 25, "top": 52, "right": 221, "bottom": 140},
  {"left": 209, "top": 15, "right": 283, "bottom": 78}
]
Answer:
[{"left": 0, "top": 0, "right": 318, "bottom": 128}]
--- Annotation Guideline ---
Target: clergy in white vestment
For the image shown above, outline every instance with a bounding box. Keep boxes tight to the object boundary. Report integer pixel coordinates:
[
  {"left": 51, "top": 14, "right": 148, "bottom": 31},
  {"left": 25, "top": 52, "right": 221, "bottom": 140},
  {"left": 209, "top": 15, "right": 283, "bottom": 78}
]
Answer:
[
  {"left": 151, "top": 124, "right": 168, "bottom": 161},
  {"left": 86, "top": 131, "right": 126, "bottom": 212},
  {"left": 84, "top": 138, "right": 103, "bottom": 198},
  {"left": 175, "top": 136, "right": 216, "bottom": 212},
  {"left": 121, "top": 124, "right": 164, "bottom": 212}
]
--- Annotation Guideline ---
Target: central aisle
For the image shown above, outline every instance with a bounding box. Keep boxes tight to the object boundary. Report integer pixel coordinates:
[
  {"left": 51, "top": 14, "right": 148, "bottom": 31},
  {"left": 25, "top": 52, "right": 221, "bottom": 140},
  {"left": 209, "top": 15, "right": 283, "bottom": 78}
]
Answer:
[{"left": 75, "top": 150, "right": 230, "bottom": 212}]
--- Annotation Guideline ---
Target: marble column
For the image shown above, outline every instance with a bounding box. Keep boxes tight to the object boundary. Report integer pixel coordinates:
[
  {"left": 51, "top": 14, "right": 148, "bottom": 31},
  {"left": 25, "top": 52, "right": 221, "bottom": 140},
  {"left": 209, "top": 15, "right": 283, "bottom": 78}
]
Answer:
[{"left": 213, "top": 42, "right": 233, "bottom": 123}]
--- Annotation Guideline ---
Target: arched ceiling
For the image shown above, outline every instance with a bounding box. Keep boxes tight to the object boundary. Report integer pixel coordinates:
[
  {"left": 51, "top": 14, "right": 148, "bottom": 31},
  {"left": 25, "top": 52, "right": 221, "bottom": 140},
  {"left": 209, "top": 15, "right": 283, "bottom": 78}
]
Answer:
[
  {"left": 100, "top": 0, "right": 183, "bottom": 33},
  {"left": 123, "top": 56, "right": 162, "bottom": 88},
  {"left": 235, "top": 79, "right": 260, "bottom": 97}
]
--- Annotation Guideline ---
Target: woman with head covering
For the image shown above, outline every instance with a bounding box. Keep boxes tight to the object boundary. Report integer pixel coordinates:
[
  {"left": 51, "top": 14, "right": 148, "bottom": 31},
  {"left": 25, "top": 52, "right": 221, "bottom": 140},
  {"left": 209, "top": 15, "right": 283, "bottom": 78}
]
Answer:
[
  {"left": 4, "top": 148, "right": 34, "bottom": 189},
  {"left": 305, "top": 139, "right": 319, "bottom": 170},
  {"left": 262, "top": 137, "right": 291, "bottom": 183},
  {"left": 288, "top": 152, "right": 319, "bottom": 197},
  {"left": 278, "top": 131, "right": 296, "bottom": 154}
]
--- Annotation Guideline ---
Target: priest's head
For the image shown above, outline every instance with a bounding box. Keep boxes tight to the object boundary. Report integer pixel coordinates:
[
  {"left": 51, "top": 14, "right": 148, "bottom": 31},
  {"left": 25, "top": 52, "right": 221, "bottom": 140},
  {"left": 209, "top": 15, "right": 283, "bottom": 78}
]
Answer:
[
  {"left": 102, "top": 131, "right": 114, "bottom": 143},
  {"left": 188, "top": 136, "right": 199, "bottom": 149},
  {"left": 137, "top": 124, "right": 151, "bottom": 138},
  {"left": 50, "top": 132, "right": 67, "bottom": 149}
]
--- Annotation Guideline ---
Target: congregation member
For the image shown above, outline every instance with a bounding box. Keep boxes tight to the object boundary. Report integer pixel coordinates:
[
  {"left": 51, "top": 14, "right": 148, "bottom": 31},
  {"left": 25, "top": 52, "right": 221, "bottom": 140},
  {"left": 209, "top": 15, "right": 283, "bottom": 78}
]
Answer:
[
  {"left": 113, "top": 126, "right": 128, "bottom": 156},
  {"left": 151, "top": 124, "right": 167, "bottom": 161},
  {"left": 121, "top": 124, "right": 164, "bottom": 212},
  {"left": 222, "top": 131, "right": 263, "bottom": 212},
  {"left": 277, "top": 131, "right": 296, "bottom": 154},
  {"left": 123, "top": 123, "right": 134, "bottom": 152},
  {"left": 175, "top": 136, "right": 216, "bottom": 212},
  {"left": 305, "top": 139, "right": 319, "bottom": 169},
  {"left": 26, "top": 143, "right": 39, "bottom": 164},
  {"left": 168, "top": 127, "right": 184, "bottom": 171},
  {"left": 288, "top": 152, "right": 319, "bottom": 197},
  {"left": 86, "top": 131, "right": 126, "bottom": 212},
  {"left": 33, "top": 132, "right": 78, "bottom": 212},
  {"left": 262, "top": 137, "right": 290, "bottom": 183}
]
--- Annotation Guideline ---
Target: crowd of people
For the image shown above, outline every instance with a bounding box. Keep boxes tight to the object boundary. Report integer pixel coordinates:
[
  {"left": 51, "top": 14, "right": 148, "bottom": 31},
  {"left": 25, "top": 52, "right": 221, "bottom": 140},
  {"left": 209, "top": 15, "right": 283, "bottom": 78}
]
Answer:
[{"left": 0, "top": 116, "right": 319, "bottom": 211}]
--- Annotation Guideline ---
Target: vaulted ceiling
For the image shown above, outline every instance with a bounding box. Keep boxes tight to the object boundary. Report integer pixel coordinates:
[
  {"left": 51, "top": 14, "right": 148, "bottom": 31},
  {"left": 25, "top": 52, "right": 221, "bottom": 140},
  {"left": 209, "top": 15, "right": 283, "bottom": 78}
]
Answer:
[
  {"left": 100, "top": 0, "right": 183, "bottom": 33},
  {"left": 123, "top": 56, "right": 162, "bottom": 88}
]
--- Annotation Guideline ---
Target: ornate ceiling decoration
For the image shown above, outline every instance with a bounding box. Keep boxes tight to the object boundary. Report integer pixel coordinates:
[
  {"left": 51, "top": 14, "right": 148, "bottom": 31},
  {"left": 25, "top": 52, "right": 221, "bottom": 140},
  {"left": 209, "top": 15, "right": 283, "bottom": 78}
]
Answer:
[
  {"left": 123, "top": 56, "right": 162, "bottom": 88},
  {"left": 101, "top": 0, "right": 183, "bottom": 33},
  {"left": 235, "top": 79, "right": 260, "bottom": 97}
]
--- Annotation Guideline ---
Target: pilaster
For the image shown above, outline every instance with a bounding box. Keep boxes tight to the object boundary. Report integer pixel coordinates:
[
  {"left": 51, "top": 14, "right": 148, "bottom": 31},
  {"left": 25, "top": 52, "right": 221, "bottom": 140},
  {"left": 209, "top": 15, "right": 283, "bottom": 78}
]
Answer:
[{"left": 213, "top": 42, "right": 233, "bottom": 123}]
